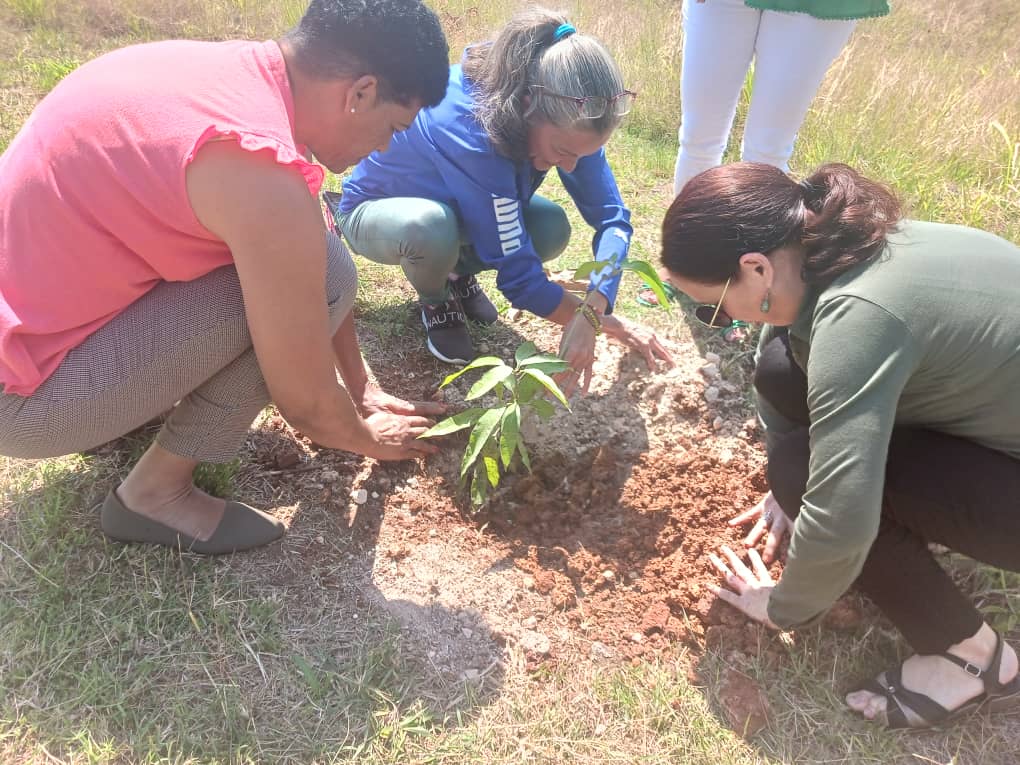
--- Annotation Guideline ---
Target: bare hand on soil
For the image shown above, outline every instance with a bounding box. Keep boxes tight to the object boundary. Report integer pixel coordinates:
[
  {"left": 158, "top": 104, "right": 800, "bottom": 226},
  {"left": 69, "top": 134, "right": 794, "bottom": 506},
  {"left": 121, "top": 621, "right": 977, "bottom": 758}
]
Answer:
[
  {"left": 729, "top": 490, "right": 790, "bottom": 564},
  {"left": 708, "top": 545, "right": 779, "bottom": 629}
]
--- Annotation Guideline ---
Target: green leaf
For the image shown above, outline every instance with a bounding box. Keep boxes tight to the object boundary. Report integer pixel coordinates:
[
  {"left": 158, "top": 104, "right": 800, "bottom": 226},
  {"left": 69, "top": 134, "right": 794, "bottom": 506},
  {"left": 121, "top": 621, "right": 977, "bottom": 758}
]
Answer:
[
  {"left": 483, "top": 455, "right": 500, "bottom": 488},
  {"left": 519, "top": 352, "right": 570, "bottom": 370},
  {"left": 418, "top": 408, "right": 486, "bottom": 438},
  {"left": 466, "top": 364, "right": 515, "bottom": 400},
  {"left": 514, "top": 372, "right": 542, "bottom": 403},
  {"left": 470, "top": 462, "right": 488, "bottom": 506},
  {"left": 572, "top": 260, "right": 620, "bottom": 281},
  {"left": 517, "top": 439, "right": 531, "bottom": 472},
  {"left": 514, "top": 341, "right": 540, "bottom": 365},
  {"left": 622, "top": 260, "right": 671, "bottom": 310},
  {"left": 528, "top": 398, "right": 556, "bottom": 420},
  {"left": 518, "top": 360, "right": 570, "bottom": 376},
  {"left": 499, "top": 405, "right": 520, "bottom": 469},
  {"left": 440, "top": 356, "right": 505, "bottom": 388},
  {"left": 459, "top": 407, "right": 504, "bottom": 480},
  {"left": 522, "top": 368, "right": 569, "bottom": 409}
]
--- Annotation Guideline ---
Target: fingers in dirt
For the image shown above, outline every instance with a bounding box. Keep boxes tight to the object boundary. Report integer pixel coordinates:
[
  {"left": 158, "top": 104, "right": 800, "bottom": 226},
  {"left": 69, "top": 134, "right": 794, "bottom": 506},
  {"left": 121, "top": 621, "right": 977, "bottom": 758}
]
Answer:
[
  {"left": 747, "top": 548, "right": 772, "bottom": 582},
  {"left": 729, "top": 504, "right": 762, "bottom": 526},
  {"left": 720, "top": 545, "right": 756, "bottom": 583}
]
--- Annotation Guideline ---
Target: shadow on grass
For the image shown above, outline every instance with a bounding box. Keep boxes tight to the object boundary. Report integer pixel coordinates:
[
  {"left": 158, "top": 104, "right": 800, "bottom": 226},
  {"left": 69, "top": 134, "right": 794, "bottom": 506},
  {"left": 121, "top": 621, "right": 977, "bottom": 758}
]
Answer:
[{"left": 0, "top": 422, "right": 506, "bottom": 763}]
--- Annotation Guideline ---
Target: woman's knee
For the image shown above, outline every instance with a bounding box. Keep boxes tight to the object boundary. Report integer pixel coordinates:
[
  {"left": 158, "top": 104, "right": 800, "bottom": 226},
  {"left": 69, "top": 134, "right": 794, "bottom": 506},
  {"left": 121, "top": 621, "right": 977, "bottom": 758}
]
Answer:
[
  {"left": 397, "top": 202, "right": 460, "bottom": 265},
  {"left": 525, "top": 197, "right": 571, "bottom": 262},
  {"left": 766, "top": 426, "right": 810, "bottom": 519},
  {"left": 325, "top": 232, "right": 359, "bottom": 326},
  {"left": 753, "top": 334, "right": 809, "bottom": 425}
]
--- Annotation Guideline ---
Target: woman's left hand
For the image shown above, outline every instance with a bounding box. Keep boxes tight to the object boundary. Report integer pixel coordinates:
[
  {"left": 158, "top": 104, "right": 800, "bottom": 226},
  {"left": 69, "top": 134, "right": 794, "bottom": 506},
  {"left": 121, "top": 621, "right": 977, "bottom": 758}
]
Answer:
[
  {"left": 708, "top": 544, "right": 780, "bottom": 629},
  {"left": 357, "top": 384, "right": 447, "bottom": 418},
  {"left": 601, "top": 314, "right": 676, "bottom": 370}
]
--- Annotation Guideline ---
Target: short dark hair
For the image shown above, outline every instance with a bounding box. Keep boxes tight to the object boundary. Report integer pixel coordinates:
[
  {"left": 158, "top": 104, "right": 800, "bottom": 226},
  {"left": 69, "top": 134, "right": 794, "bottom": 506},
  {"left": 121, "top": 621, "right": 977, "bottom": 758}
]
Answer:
[
  {"left": 661, "top": 162, "right": 902, "bottom": 287},
  {"left": 284, "top": 0, "right": 449, "bottom": 107}
]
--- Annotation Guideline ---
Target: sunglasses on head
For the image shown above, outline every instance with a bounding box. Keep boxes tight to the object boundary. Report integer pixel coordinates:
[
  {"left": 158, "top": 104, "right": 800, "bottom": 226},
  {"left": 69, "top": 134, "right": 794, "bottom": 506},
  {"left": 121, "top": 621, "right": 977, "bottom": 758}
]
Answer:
[{"left": 693, "top": 277, "right": 737, "bottom": 329}]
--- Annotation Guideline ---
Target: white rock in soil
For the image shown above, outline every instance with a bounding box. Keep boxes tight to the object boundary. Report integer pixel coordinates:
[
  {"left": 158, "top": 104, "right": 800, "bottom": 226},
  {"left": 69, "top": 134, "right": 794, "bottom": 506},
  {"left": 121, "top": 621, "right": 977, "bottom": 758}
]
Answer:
[
  {"left": 705, "top": 351, "right": 721, "bottom": 365},
  {"left": 591, "top": 641, "right": 616, "bottom": 660},
  {"left": 320, "top": 469, "right": 340, "bottom": 483},
  {"left": 713, "top": 417, "right": 724, "bottom": 431},
  {"left": 406, "top": 476, "right": 418, "bottom": 487},
  {"left": 704, "top": 386, "right": 720, "bottom": 403},
  {"left": 719, "top": 449, "right": 734, "bottom": 465},
  {"left": 523, "top": 616, "right": 538, "bottom": 629},
  {"left": 522, "top": 575, "right": 536, "bottom": 590},
  {"left": 629, "top": 632, "right": 645, "bottom": 644},
  {"left": 352, "top": 488, "right": 368, "bottom": 504},
  {"left": 699, "top": 363, "right": 720, "bottom": 380},
  {"left": 602, "top": 570, "right": 615, "bottom": 581},
  {"left": 520, "top": 630, "right": 551, "bottom": 655},
  {"left": 461, "top": 668, "right": 481, "bottom": 681},
  {"left": 371, "top": 491, "right": 379, "bottom": 499}
]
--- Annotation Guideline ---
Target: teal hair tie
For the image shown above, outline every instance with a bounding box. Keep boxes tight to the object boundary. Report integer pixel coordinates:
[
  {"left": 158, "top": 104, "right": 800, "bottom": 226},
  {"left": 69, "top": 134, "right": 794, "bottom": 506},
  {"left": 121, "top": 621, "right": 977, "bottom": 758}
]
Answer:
[{"left": 553, "top": 23, "right": 576, "bottom": 42}]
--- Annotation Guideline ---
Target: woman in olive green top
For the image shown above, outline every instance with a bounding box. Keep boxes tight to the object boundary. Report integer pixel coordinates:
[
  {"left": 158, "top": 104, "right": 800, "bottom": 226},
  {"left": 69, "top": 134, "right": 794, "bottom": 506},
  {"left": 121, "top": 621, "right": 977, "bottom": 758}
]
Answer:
[{"left": 660, "top": 161, "right": 1020, "bottom": 729}]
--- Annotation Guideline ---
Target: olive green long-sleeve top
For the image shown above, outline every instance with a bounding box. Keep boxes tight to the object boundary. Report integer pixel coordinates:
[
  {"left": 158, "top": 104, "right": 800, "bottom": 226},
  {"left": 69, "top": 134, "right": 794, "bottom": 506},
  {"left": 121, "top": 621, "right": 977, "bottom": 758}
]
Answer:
[{"left": 764, "top": 220, "right": 1020, "bottom": 628}]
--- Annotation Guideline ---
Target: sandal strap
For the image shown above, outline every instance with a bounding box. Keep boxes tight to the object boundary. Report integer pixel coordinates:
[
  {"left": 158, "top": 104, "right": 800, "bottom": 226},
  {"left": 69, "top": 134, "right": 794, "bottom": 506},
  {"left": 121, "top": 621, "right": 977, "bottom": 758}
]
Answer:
[
  {"left": 940, "top": 629, "right": 1009, "bottom": 695},
  {"left": 939, "top": 652, "right": 986, "bottom": 679},
  {"left": 879, "top": 664, "right": 952, "bottom": 728}
]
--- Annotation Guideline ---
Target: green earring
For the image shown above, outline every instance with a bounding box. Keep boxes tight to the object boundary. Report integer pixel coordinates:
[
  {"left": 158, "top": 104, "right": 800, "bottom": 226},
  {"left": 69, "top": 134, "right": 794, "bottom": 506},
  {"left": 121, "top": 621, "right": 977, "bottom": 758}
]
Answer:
[{"left": 760, "top": 290, "right": 771, "bottom": 314}]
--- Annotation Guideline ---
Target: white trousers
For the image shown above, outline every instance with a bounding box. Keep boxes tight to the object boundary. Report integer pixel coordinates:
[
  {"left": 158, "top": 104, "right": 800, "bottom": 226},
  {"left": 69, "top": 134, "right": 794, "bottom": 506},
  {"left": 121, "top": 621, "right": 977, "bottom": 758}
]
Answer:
[{"left": 673, "top": 0, "right": 856, "bottom": 195}]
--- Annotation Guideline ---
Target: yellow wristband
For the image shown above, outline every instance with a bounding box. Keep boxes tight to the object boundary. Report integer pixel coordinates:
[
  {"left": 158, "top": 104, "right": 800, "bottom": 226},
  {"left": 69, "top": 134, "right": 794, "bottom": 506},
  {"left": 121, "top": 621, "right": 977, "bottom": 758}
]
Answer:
[{"left": 576, "top": 303, "right": 602, "bottom": 335}]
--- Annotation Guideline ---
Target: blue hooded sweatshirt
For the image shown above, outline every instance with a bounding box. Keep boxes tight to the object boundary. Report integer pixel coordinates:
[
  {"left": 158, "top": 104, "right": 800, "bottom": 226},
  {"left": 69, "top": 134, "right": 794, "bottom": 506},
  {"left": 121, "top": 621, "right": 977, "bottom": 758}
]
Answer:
[{"left": 339, "top": 58, "right": 633, "bottom": 318}]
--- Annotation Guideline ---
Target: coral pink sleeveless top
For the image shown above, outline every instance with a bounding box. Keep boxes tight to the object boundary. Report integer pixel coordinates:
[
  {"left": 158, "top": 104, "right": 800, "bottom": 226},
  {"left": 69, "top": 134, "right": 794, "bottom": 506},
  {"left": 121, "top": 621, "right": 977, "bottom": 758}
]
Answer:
[{"left": 0, "top": 39, "right": 324, "bottom": 395}]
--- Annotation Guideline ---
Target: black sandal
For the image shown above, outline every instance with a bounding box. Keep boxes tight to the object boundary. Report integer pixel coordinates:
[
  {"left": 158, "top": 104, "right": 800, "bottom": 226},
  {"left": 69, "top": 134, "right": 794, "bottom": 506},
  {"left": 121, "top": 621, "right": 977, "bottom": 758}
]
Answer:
[{"left": 853, "top": 631, "right": 1020, "bottom": 729}]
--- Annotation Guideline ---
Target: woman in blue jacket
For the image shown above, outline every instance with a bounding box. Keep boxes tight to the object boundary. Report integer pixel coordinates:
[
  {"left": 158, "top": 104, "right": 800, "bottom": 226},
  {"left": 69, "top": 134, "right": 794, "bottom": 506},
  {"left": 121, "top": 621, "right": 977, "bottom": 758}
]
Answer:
[{"left": 333, "top": 7, "right": 672, "bottom": 393}]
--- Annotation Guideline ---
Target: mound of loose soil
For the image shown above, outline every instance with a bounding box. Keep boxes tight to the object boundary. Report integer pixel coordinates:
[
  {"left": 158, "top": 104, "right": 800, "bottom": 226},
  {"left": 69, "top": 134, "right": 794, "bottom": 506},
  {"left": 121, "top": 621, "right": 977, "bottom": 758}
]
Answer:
[{"left": 273, "top": 315, "right": 789, "bottom": 664}]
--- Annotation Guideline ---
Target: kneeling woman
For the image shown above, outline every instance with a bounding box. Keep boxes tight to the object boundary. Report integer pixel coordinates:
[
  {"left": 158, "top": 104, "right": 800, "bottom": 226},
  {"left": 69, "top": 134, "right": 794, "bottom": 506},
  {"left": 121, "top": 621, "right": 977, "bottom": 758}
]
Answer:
[
  {"left": 660, "top": 161, "right": 1020, "bottom": 729},
  {"left": 333, "top": 7, "right": 673, "bottom": 393}
]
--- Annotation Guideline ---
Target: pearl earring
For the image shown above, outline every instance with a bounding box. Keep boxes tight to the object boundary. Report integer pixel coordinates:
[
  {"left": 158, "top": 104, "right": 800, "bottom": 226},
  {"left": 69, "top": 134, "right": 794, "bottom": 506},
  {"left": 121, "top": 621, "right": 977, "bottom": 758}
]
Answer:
[{"left": 760, "top": 290, "right": 771, "bottom": 314}]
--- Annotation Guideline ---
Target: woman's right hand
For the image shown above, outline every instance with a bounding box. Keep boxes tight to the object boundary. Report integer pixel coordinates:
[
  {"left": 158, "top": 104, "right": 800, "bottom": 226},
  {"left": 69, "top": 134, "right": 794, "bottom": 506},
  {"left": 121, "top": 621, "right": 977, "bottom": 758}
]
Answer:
[
  {"left": 362, "top": 411, "right": 439, "bottom": 461},
  {"left": 554, "top": 313, "right": 598, "bottom": 398},
  {"left": 729, "top": 490, "right": 791, "bottom": 564}
]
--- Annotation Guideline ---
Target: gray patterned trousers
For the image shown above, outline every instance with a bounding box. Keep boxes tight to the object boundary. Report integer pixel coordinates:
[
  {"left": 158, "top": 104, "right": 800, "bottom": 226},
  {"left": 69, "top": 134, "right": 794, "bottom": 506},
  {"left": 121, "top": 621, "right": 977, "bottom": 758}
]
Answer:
[{"left": 0, "top": 232, "right": 357, "bottom": 463}]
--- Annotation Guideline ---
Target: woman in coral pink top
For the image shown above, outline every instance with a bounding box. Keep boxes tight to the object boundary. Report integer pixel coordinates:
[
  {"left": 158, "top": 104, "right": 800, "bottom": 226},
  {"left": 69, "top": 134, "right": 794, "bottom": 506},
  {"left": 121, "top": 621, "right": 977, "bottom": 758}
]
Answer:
[{"left": 0, "top": 0, "right": 450, "bottom": 554}]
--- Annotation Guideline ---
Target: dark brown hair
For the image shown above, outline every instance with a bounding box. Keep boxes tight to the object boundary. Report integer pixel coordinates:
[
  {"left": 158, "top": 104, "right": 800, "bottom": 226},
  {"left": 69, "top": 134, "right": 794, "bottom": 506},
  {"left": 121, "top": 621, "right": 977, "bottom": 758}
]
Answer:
[{"left": 660, "top": 162, "right": 902, "bottom": 285}]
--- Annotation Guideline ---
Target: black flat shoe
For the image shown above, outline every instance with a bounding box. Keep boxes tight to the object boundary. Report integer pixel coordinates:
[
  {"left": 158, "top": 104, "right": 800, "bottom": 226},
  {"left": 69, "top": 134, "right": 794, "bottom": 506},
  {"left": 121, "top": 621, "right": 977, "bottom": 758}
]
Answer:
[{"left": 100, "top": 490, "right": 285, "bottom": 555}]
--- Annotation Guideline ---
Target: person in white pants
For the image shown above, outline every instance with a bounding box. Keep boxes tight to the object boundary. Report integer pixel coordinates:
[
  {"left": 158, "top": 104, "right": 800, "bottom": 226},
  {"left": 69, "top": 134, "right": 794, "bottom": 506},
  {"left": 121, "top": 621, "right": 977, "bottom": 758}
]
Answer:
[{"left": 673, "top": 0, "right": 864, "bottom": 195}]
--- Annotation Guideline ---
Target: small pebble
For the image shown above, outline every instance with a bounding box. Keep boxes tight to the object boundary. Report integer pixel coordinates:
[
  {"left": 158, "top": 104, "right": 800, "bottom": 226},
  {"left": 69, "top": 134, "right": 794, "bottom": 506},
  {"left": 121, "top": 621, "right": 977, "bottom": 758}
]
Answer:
[
  {"left": 320, "top": 469, "right": 339, "bottom": 483},
  {"left": 713, "top": 417, "right": 724, "bottom": 430},
  {"left": 705, "top": 351, "right": 721, "bottom": 365},
  {"left": 523, "top": 616, "right": 538, "bottom": 629},
  {"left": 371, "top": 491, "right": 379, "bottom": 499},
  {"left": 704, "top": 386, "right": 720, "bottom": 403},
  {"left": 602, "top": 570, "right": 615, "bottom": 581},
  {"left": 352, "top": 488, "right": 368, "bottom": 504}
]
